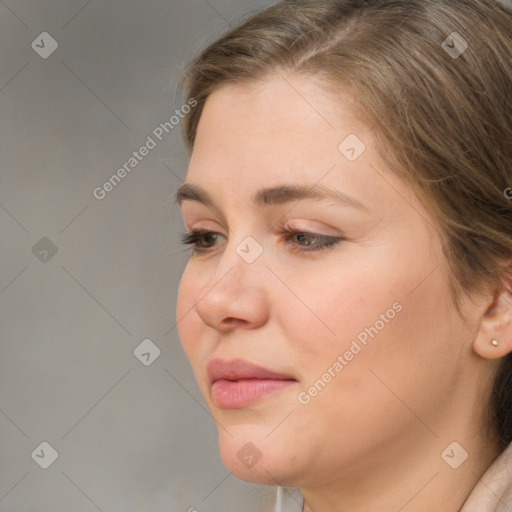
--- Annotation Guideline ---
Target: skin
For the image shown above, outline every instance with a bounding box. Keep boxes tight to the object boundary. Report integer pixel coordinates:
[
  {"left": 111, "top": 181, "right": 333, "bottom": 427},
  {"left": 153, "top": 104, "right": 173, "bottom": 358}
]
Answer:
[{"left": 175, "top": 74, "right": 512, "bottom": 511}]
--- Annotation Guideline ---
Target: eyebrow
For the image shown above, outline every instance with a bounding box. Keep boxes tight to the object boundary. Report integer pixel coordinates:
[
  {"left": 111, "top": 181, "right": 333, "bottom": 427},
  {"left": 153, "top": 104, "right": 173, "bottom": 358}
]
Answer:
[{"left": 175, "top": 182, "right": 367, "bottom": 211}]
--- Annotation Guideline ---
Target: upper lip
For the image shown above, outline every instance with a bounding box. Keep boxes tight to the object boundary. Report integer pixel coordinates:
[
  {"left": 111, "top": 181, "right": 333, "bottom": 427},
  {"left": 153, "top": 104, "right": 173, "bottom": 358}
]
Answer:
[{"left": 207, "top": 358, "right": 296, "bottom": 385}]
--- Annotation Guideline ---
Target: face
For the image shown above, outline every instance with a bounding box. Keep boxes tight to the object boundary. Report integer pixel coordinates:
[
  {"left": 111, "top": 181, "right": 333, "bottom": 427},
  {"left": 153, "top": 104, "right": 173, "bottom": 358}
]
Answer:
[{"left": 175, "top": 75, "right": 482, "bottom": 489}]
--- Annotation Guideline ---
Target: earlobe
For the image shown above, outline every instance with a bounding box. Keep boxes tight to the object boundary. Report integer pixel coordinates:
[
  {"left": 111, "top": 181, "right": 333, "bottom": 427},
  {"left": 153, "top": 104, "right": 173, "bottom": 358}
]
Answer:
[
  {"left": 473, "top": 273, "right": 512, "bottom": 360},
  {"left": 473, "top": 329, "right": 512, "bottom": 360},
  {"left": 473, "top": 336, "right": 510, "bottom": 360}
]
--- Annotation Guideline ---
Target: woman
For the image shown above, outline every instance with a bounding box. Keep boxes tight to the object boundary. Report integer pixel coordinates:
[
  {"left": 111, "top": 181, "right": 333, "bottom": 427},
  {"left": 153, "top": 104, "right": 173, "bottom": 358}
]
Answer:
[{"left": 175, "top": 0, "right": 512, "bottom": 510}]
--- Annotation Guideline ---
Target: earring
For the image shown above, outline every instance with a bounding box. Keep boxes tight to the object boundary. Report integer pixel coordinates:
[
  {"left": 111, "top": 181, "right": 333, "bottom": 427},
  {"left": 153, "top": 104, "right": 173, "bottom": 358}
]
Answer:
[{"left": 491, "top": 339, "right": 499, "bottom": 347}]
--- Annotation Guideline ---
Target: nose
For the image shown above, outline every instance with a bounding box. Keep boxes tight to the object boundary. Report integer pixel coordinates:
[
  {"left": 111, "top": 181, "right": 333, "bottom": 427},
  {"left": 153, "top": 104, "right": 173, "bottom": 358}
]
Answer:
[{"left": 194, "top": 244, "right": 270, "bottom": 333}]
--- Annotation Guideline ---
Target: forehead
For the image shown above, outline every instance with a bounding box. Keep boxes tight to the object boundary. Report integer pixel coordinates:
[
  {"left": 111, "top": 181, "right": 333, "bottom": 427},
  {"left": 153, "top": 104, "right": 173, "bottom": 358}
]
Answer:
[
  {"left": 193, "top": 75, "right": 359, "bottom": 154},
  {"left": 188, "top": 76, "right": 371, "bottom": 187}
]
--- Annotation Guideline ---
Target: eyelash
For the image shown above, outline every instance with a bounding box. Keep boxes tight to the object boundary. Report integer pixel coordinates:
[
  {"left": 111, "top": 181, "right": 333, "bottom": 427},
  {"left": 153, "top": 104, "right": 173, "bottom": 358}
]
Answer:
[{"left": 179, "top": 228, "right": 343, "bottom": 254}]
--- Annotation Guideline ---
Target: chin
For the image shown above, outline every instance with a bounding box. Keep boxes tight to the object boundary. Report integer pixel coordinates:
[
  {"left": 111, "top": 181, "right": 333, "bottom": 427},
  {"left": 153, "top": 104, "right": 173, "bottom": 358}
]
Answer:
[{"left": 217, "top": 431, "right": 302, "bottom": 486}]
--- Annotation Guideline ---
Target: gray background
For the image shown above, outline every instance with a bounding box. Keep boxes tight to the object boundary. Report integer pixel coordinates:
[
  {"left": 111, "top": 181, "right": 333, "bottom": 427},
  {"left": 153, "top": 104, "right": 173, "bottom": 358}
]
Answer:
[
  {"left": 2, "top": 1, "right": 512, "bottom": 511},
  {"left": 0, "top": 1, "right": 277, "bottom": 511}
]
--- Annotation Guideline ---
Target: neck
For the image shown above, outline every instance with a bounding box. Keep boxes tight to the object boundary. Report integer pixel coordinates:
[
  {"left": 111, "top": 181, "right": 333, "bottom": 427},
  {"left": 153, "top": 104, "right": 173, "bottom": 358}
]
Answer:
[{"left": 301, "top": 433, "right": 500, "bottom": 512}]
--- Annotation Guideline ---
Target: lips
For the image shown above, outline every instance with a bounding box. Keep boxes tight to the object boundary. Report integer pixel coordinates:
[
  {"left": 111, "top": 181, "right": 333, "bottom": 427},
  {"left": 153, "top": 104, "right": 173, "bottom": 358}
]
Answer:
[
  {"left": 207, "top": 358, "right": 295, "bottom": 384},
  {"left": 207, "top": 358, "right": 297, "bottom": 409}
]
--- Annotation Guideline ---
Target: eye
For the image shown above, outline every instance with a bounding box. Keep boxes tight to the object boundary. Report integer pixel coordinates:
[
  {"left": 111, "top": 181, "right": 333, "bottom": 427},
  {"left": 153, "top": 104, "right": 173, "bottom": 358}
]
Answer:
[
  {"left": 179, "top": 228, "right": 343, "bottom": 254},
  {"left": 180, "top": 229, "right": 225, "bottom": 252},
  {"left": 281, "top": 228, "right": 343, "bottom": 253}
]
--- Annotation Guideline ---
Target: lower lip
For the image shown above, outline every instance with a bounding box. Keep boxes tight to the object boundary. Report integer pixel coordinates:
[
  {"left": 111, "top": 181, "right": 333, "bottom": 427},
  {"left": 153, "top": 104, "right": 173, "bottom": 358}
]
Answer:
[{"left": 211, "top": 379, "right": 296, "bottom": 409}]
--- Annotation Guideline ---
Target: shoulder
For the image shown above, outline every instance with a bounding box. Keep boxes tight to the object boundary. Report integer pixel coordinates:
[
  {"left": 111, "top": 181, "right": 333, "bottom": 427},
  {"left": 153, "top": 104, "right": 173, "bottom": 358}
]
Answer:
[{"left": 461, "top": 442, "right": 512, "bottom": 512}]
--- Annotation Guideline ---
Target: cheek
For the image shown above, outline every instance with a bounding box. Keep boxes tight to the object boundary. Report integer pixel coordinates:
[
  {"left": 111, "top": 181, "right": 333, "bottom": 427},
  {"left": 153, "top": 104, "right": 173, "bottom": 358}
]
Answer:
[
  {"left": 285, "top": 247, "right": 458, "bottom": 399},
  {"left": 279, "top": 265, "right": 401, "bottom": 363},
  {"left": 309, "top": 274, "right": 458, "bottom": 419}
]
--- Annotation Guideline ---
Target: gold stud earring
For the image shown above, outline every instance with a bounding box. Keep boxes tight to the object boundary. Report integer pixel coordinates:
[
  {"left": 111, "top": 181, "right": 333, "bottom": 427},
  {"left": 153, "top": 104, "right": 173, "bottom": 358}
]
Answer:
[{"left": 491, "top": 339, "right": 499, "bottom": 347}]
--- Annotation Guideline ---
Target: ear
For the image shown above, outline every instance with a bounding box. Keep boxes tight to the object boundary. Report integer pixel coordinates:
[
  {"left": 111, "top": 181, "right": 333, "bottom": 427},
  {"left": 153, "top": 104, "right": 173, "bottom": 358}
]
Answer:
[{"left": 473, "top": 261, "right": 512, "bottom": 360}]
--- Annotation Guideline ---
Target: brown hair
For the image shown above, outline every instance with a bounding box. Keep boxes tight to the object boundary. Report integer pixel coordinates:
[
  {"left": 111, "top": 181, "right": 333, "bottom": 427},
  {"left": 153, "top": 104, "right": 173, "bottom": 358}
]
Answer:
[{"left": 179, "top": 0, "right": 512, "bottom": 452}]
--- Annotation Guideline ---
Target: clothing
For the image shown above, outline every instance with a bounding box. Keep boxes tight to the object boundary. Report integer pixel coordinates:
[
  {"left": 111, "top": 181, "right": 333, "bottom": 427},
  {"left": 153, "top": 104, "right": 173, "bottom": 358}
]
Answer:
[
  {"left": 273, "top": 486, "right": 304, "bottom": 512},
  {"left": 461, "top": 442, "right": 512, "bottom": 511},
  {"left": 273, "top": 442, "right": 512, "bottom": 512}
]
